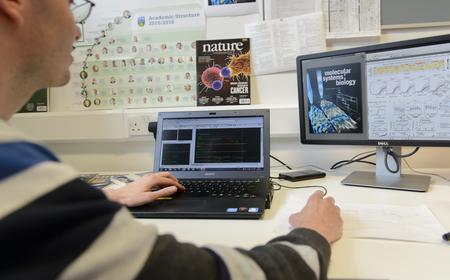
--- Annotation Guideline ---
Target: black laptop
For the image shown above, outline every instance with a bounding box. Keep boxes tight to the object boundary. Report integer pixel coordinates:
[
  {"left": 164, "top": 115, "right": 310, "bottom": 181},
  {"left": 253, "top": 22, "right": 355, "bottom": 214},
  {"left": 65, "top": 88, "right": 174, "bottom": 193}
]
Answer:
[{"left": 129, "top": 109, "right": 273, "bottom": 219}]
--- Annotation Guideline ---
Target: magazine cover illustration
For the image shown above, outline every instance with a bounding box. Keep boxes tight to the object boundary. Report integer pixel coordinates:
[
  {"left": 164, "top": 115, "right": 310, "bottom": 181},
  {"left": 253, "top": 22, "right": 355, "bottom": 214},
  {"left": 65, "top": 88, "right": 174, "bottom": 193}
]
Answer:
[
  {"left": 196, "top": 38, "right": 251, "bottom": 106},
  {"left": 306, "top": 63, "right": 363, "bottom": 134}
]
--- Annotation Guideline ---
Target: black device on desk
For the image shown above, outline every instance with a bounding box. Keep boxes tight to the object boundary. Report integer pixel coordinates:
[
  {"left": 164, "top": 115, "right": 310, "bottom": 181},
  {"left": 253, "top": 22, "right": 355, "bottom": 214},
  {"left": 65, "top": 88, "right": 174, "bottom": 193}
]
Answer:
[
  {"left": 279, "top": 169, "right": 326, "bottom": 182},
  {"left": 297, "top": 34, "right": 450, "bottom": 192},
  {"left": 129, "top": 109, "right": 273, "bottom": 219}
]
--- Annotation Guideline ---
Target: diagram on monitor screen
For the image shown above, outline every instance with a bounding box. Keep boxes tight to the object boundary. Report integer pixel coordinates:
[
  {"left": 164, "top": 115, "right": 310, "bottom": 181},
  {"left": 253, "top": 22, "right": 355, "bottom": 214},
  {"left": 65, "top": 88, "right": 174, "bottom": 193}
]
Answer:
[
  {"left": 306, "top": 63, "right": 363, "bottom": 134},
  {"left": 367, "top": 53, "right": 450, "bottom": 140}
]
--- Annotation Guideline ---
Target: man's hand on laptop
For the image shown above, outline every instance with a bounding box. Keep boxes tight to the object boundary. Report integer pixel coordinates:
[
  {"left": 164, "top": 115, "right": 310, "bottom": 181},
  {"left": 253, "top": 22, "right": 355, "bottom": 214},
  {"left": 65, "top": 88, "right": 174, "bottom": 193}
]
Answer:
[
  {"left": 103, "top": 172, "right": 185, "bottom": 207},
  {"left": 288, "top": 190, "right": 343, "bottom": 243}
]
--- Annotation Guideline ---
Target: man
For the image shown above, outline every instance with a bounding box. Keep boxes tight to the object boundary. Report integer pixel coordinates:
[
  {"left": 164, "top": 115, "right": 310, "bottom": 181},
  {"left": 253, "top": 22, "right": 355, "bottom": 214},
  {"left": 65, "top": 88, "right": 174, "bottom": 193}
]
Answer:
[{"left": 0, "top": 0, "right": 343, "bottom": 279}]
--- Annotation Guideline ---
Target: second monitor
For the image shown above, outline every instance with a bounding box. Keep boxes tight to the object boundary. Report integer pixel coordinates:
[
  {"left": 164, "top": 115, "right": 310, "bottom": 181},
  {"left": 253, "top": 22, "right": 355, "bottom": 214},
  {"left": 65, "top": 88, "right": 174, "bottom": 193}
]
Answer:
[{"left": 297, "top": 34, "right": 450, "bottom": 191}]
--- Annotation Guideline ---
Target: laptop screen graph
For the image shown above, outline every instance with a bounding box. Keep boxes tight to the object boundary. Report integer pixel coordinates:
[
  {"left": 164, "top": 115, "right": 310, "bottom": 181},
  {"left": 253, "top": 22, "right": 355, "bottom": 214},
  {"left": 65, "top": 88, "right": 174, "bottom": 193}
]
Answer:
[{"left": 158, "top": 116, "right": 264, "bottom": 171}]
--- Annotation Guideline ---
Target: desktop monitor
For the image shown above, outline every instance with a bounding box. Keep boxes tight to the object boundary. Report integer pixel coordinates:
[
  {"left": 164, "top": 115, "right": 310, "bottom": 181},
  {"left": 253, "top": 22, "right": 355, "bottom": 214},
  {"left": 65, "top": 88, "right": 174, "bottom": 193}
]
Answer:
[{"left": 296, "top": 34, "right": 450, "bottom": 192}]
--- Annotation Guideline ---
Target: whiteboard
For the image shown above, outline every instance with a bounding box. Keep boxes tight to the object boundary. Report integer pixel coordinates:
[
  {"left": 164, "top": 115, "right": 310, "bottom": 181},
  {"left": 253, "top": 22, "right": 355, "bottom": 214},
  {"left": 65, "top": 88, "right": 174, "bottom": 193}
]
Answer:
[{"left": 381, "top": 0, "right": 450, "bottom": 29}]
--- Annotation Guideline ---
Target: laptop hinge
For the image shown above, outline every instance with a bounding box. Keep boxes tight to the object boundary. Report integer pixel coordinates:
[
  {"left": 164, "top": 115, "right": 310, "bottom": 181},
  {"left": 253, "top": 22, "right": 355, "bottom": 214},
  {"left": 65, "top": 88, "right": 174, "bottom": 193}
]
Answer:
[{"left": 265, "top": 182, "right": 274, "bottom": 209}]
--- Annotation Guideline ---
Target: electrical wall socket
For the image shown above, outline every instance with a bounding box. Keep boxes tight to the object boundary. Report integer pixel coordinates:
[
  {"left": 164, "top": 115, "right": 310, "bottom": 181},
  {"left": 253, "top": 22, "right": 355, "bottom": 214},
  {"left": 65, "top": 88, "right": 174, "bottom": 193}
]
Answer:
[{"left": 127, "top": 115, "right": 152, "bottom": 136}]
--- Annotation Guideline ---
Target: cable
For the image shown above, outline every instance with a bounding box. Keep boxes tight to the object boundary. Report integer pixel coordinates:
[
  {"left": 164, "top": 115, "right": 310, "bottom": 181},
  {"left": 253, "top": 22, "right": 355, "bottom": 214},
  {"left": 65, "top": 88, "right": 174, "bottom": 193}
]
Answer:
[
  {"left": 330, "top": 150, "right": 376, "bottom": 170},
  {"left": 331, "top": 148, "right": 420, "bottom": 173},
  {"left": 271, "top": 164, "right": 336, "bottom": 180},
  {"left": 271, "top": 164, "right": 337, "bottom": 173},
  {"left": 270, "top": 154, "right": 292, "bottom": 170},
  {"left": 331, "top": 150, "right": 376, "bottom": 169},
  {"left": 297, "top": 164, "right": 336, "bottom": 173},
  {"left": 350, "top": 149, "right": 377, "bottom": 160},
  {"left": 389, "top": 147, "right": 420, "bottom": 158},
  {"left": 332, "top": 159, "right": 376, "bottom": 169},
  {"left": 403, "top": 159, "right": 450, "bottom": 182},
  {"left": 271, "top": 180, "right": 328, "bottom": 196},
  {"left": 291, "top": 164, "right": 337, "bottom": 173},
  {"left": 384, "top": 149, "right": 400, "bottom": 173},
  {"left": 384, "top": 147, "right": 420, "bottom": 174}
]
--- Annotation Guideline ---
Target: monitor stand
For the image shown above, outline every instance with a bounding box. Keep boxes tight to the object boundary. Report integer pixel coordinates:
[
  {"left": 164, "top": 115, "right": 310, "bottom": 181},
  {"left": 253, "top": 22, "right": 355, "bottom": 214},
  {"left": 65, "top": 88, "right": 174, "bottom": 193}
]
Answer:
[{"left": 341, "top": 147, "right": 430, "bottom": 192}]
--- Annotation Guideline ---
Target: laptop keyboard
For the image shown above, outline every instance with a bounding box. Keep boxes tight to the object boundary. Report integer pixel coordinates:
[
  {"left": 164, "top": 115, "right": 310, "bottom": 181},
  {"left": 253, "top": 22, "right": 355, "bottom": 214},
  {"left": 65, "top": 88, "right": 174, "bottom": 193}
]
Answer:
[{"left": 178, "top": 179, "right": 260, "bottom": 198}]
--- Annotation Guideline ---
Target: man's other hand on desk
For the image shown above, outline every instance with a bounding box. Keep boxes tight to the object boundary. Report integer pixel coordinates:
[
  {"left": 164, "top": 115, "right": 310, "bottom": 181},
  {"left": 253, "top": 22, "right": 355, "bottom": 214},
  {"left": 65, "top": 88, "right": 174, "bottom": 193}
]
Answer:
[
  {"left": 289, "top": 190, "right": 343, "bottom": 243},
  {"left": 103, "top": 172, "right": 184, "bottom": 207}
]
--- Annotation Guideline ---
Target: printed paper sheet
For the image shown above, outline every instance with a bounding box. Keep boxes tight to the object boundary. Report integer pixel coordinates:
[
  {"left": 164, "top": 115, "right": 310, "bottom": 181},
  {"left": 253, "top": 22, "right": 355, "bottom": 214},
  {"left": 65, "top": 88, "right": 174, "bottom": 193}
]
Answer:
[
  {"left": 265, "top": 0, "right": 322, "bottom": 20},
  {"left": 323, "top": 0, "right": 381, "bottom": 39},
  {"left": 245, "top": 12, "right": 326, "bottom": 75}
]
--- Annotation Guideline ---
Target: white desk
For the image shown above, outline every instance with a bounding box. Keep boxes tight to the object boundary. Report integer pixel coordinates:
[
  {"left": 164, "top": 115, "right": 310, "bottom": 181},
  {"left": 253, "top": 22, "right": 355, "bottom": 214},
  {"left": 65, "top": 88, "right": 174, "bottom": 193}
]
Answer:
[{"left": 138, "top": 170, "right": 450, "bottom": 280}]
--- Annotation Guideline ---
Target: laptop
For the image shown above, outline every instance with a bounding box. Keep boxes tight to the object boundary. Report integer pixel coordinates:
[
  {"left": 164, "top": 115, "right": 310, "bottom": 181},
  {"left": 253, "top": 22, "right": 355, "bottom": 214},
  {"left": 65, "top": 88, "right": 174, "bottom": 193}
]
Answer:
[{"left": 129, "top": 109, "right": 273, "bottom": 219}]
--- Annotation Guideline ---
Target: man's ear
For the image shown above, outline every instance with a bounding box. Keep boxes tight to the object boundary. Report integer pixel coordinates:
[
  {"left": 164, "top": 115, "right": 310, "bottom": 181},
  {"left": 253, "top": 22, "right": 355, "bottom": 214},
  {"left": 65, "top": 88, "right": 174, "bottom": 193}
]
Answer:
[{"left": 0, "top": 0, "right": 24, "bottom": 26}]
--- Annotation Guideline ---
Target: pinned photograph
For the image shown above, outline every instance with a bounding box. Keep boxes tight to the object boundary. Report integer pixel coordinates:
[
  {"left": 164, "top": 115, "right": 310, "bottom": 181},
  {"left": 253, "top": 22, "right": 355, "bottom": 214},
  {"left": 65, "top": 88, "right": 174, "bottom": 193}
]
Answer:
[{"left": 83, "top": 99, "right": 92, "bottom": 108}]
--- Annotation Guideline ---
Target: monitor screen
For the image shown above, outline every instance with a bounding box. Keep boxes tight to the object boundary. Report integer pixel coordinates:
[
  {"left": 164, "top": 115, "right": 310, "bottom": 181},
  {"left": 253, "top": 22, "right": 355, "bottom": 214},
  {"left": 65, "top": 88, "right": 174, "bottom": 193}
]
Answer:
[
  {"left": 157, "top": 116, "right": 264, "bottom": 172},
  {"left": 297, "top": 35, "right": 450, "bottom": 147}
]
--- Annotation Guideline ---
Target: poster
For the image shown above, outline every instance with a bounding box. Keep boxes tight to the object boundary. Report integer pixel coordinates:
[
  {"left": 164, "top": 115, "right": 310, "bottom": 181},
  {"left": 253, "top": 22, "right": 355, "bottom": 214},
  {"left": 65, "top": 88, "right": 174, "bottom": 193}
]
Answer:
[{"left": 68, "top": 4, "right": 206, "bottom": 110}]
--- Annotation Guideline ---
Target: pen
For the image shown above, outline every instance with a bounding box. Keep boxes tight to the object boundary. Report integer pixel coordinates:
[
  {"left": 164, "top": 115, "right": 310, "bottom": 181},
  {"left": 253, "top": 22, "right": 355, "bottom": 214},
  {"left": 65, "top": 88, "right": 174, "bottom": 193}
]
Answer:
[{"left": 442, "top": 232, "right": 450, "bottom": 241}]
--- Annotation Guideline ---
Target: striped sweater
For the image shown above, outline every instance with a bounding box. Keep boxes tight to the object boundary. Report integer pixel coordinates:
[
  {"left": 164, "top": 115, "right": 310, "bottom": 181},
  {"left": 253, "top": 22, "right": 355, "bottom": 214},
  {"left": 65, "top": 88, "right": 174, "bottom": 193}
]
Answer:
[{"left": 0, "top": 120, "right": 331, "bottom": 280}]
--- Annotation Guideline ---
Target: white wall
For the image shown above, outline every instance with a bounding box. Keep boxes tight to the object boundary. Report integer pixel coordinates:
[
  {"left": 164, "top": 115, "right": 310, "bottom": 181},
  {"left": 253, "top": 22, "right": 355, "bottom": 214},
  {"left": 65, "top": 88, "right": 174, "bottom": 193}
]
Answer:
[
  {"left": 46, "top": 137, "right": 450, "bottom": 173},
  {"left": 15, "top": 2, "right": 450, "bottom": 172},
  {"left": 46, "top": 24, "right": 450, "bottom": 173}
]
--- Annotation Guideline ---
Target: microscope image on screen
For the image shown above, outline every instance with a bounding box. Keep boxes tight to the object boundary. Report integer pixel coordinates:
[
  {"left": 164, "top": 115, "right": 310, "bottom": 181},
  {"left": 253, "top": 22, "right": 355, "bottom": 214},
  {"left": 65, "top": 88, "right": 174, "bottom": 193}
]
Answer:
[{"left": 306, "top": 63, "right": 363, "bottom": 134}]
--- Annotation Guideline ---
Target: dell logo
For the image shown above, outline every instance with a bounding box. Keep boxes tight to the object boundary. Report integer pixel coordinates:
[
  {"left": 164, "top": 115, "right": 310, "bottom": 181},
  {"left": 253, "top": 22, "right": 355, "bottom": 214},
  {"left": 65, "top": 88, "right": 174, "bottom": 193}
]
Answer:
[
  {"left": 378, "top": 141, "right": 389, "bottom": 146},
  {"left": 204, "top": 172, "right": 216, "bottom": 176}
]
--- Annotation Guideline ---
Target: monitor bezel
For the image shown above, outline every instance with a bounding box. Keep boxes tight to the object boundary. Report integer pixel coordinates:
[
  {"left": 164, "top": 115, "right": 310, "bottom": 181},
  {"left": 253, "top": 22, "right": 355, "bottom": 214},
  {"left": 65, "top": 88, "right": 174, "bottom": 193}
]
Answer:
[{"left": 297, "top": 34, "right": 450, "bottom": 147}]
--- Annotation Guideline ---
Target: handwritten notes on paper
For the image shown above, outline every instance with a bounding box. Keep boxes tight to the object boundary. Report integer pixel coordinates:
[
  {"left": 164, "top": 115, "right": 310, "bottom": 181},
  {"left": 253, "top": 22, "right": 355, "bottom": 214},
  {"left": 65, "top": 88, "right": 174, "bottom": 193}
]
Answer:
[
  {"left": 341, "top": 204, "right": 446, "bottom": 243},
  {"left": 275, "top": 198, "right": 445, "bottom": 244}
]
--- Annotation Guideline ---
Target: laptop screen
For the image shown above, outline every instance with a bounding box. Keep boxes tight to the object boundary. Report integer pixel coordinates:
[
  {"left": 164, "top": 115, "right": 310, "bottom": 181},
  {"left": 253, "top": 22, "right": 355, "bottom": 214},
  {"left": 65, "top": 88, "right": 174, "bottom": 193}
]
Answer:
[{"left": 157, "top": 116, "right": 264, "bottom": 172}]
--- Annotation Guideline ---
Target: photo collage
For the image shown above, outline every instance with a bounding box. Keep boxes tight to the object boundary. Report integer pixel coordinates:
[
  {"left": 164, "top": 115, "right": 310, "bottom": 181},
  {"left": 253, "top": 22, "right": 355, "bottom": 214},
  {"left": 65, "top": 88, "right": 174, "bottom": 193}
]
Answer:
[{"left": 78, "top": 8, "right": 203, "bottom": 110}]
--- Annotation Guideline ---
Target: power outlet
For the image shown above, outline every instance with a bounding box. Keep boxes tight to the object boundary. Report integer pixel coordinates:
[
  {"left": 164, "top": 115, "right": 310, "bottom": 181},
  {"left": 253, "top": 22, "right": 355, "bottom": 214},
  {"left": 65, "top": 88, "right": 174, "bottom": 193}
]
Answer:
[{"left": 128, "top": 115, "right": 151, "bottom": 136}]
